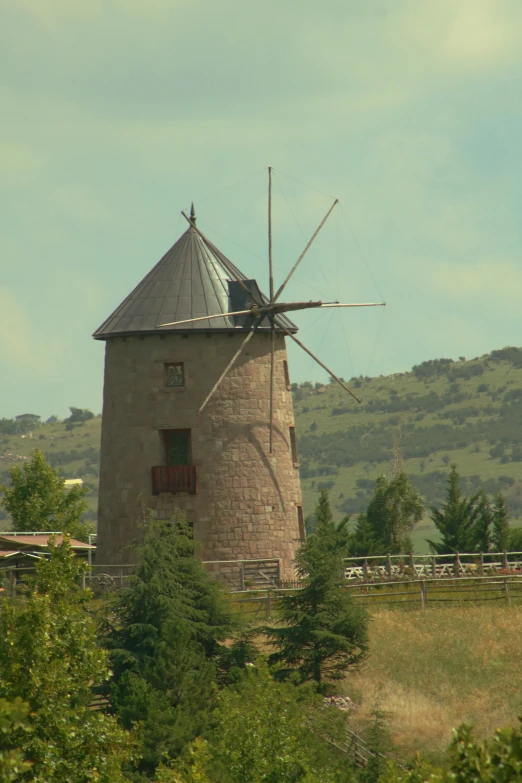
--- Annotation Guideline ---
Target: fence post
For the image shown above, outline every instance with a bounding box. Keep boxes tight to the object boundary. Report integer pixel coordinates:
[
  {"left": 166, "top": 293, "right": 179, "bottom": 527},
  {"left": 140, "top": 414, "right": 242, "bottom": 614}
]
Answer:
[
  {"left": 432, "top": 556, "right": 436, "bottom": 577},
  {"left": 363, "top": 558, "right": 368, "bottom": 581},
  {"left": 504, "top": 579, "right": 511, "bottom": 606},
  {"left": 479, "top": 551, "right": 484, "bottom": 575},
  {"left": 420, "top": 580, "right": 425, "bottom": 609},
  {"left": 239, "top": 562, "right": 245, "bottom": 591},
  {"left": 409, "top": 551, "right": 415, "bottom": 575},
  {"left": 387, "top": 553, "right": 392, "bottom": 578},
  {"left": 266, "top": 591, "right": 272, "bottom": 620},
  {"left": 454, "top": 552, "right": 460, "bottom": 578},
  {"left": 503, "top": 551, "right": 509, "bottom": 572}
]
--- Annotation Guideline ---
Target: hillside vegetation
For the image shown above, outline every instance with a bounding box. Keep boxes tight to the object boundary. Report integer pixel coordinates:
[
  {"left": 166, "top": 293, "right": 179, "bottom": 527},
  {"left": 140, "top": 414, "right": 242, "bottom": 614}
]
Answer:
[
  {"left": 3, "top": 347, "right": 522, "bottom": 547},
  {"left": 0, "top": 415, "right": 101, "bottom": 527},
  {"left": 294, "top": 346, "right": 522, "bottom": 547}
]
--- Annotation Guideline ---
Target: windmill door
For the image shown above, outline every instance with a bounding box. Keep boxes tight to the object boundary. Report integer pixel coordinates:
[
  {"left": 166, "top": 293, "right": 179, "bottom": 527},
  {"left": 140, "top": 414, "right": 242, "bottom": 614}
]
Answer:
[{"left": 165, "top": 430, "right": 191, "bottom": 466}]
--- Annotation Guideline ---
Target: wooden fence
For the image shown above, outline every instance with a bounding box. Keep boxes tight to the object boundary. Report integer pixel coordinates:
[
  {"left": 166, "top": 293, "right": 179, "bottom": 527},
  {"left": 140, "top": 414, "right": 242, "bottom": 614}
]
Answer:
[
  {"left": 230, "top": 574, "right": 522, "bottom": 618},
  {"left": 342, "top": 551, "right": 522, "bottom": 582}
]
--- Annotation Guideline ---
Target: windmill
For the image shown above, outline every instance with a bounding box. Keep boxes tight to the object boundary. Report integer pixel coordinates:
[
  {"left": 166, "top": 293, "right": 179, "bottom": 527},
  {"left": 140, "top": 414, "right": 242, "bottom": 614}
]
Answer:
[
  {"left": 157, "top": 167, "right": 385, "bottom": 453},
  {"left": 93, "top": 167, "right": 385, "bottom": 578}
]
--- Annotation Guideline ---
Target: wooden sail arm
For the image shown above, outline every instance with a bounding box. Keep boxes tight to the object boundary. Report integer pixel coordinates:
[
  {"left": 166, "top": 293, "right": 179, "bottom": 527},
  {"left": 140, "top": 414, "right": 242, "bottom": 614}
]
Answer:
[
  {"left": 273, "top": 199, "right": 339, "bottom": 303},
  {"left": 281, "top": 326, "right": 362, "bottom": 404},
  {"left": 156, "top": 301, "right": 384, "bottom": 328},
  {"left": 198, "top": 328, "right": 258, "bottom": 413}
]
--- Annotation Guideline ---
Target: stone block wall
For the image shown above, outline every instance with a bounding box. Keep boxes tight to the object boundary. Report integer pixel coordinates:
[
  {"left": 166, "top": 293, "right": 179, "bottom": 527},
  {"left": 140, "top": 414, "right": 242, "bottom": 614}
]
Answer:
[{"left": 96, "top": 331, "right": 303, "bottom": 579}]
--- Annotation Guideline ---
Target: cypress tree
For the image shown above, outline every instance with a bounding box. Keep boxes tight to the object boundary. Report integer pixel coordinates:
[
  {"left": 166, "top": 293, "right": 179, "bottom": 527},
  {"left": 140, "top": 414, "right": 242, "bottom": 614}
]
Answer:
[
  {"left": 266, "top": 492, "right": 368, "bottom": 689},
  {"left": 471, "top": 491, "right": 493, "bottom": 553},
  {"left": 350, "top": 512, "right": 380, "bottom": 557},
  {"left": 492, "top": 493, "right": 510, "bottom": 552},
  {"left": 427, "top": 465, "right": 479, "bottom": 554}
]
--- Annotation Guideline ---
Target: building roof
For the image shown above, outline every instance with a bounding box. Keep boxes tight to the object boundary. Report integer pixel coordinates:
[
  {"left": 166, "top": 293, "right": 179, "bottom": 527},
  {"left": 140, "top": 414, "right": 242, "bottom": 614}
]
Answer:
[
  {"left": 0, "top": 534, "right": 94, "bottom": 551},
  {"left": 93, "top": 218, "right": 298, "bottom": 339}
]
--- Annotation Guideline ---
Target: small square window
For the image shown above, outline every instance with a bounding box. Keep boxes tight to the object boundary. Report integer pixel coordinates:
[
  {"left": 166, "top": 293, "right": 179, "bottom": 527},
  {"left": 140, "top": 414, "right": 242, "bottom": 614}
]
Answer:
[{"left": 165, "top": 363, "right": 184, "bottom": 387}]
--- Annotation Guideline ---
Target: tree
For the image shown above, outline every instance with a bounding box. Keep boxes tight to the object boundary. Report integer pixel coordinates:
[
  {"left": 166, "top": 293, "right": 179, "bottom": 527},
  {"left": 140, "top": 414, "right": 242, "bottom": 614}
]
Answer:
[
  {"left": 0, "top": 698, "right": 32, "bottom": 782},
  {"left": 207, "top": 663, "right": 350, "bottom": 783},
  {"left": 64, "top": 407, "right": 95, "bottom": 429},
  {"left": 492, "top": 493, "right": 510, "bottom": 551},
  {"left": 427, "top": 465, "right": 479, "bottom": 554},
  {"left": 0, "top": 449, "right": 88, "bottom": 537},
  {"left": 310, "top": 490, "right": 351, "bottom": 554},
  {"left": 104, "top": 514, "right": 237, "bottom": 776},
  {"left": 266, "top": 492, "right": 368, "bottom": 688},
  {"left": 381, "top": 721, "right": 522, "bottom": 782},
  {"left": 363, "top": 472, "right": 423, "bottom": 554},
  {"left": 0, "top": 538, "right": 133, "bottom": 782},
  {"left": 471, "top": 491, "right": 493, "bottom": 552},
  {"left": 349, "top": 513, "right": 380, "bottom": 557}
]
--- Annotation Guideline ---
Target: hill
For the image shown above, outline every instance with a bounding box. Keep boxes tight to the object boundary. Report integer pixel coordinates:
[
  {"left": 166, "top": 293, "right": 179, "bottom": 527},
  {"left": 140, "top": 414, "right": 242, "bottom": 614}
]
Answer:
[
  {"left": 3, "top": 346, "right": 522, "bottom": 548},
  {"left": 0, "top": 415, "right": 101, "bottom": 528},
  {"left": 294, "top": 346, "right": 522, "bottom": 547}
]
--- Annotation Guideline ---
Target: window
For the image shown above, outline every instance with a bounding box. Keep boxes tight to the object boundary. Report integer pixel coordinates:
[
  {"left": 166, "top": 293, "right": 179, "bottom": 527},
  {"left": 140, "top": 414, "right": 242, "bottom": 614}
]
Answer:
[
  {"left": 289, "top": 426, "right": 298, "bottom": 467},
  {"left": 297, "top": 506, "right": 305, "bottom": 540},
  {"left": 163, "top": 429, "right": 191, "bottom": 465},
  {"left": 283, "top": 360, "right": 291, "bottom": 390},
  {"left": 165, "top": 362, "right": 184, "bottom": 387}
]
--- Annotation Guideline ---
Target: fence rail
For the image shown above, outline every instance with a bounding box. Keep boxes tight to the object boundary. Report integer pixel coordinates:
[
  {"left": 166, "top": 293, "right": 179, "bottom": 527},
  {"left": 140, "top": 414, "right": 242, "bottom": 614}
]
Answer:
[
  {"left": 342, "top": 551, "right": 522, "bottom": 582},
  {"left": 229, "top": 575, "right": 522, "bottom": 617},
  {"left": 3, "top": 552, "right": 522, "bottom": 599}
]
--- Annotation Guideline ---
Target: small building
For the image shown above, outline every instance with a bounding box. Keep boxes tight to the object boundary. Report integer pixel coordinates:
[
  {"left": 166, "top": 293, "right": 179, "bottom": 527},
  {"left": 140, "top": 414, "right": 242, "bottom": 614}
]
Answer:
[{"left": 0, "top": 532, "right": 95, "bottom": 566}]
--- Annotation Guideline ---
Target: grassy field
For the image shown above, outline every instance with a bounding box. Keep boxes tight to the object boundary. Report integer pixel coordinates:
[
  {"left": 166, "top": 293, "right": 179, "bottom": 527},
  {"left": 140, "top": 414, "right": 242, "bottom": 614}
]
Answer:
[{"left": 343, "top": 603, "right": 522, "bottom": 762}]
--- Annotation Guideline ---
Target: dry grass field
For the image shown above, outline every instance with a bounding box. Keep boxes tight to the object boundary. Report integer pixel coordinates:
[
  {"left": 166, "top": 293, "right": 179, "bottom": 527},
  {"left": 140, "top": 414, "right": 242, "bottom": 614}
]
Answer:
[{"left": 343, "top": 604, "right": 522, "bottom": 762}]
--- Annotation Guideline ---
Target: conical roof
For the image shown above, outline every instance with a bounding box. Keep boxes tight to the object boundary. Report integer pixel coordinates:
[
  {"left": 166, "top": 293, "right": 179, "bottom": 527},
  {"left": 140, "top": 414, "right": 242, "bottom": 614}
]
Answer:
[{"left": 93, "top": 222, "right": 297, "bottom": 339}]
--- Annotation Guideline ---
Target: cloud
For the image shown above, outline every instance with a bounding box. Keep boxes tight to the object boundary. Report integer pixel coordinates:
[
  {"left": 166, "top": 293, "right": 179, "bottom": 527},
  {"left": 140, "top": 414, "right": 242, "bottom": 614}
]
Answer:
[
  {"left": 404, "top": 258, "right": 522, "bottom": 317},
  {"left": 0, "top": 288, "right": 63, "bottom": 372},
  {"left": 444, "top": 0, "right": 522, "bottom": 68}
]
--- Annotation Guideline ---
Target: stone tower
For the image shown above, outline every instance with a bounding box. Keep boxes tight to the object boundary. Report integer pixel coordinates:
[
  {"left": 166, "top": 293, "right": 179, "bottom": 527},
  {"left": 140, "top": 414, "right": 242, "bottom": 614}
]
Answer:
[{"left": 93, "top": 214, "right": 304, "bottom": 579}]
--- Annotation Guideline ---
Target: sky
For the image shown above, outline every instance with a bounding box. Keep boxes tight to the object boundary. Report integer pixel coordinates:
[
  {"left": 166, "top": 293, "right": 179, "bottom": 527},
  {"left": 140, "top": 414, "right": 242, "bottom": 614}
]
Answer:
[{"left": 2, "top": 0, "right": 522, "bottom": 419}]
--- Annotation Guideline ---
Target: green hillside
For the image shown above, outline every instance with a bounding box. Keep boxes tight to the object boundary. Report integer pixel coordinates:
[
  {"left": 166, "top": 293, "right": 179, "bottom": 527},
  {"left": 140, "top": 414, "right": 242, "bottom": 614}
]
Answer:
[
  {"left": 2, "top": 346, "right": 522, "bottom": 549},
  {"left": 0, "top": 415, "right": 101, "bottom": 528},
  {"left": 295, "top": 346, "right": 522, "bottom": 547}
]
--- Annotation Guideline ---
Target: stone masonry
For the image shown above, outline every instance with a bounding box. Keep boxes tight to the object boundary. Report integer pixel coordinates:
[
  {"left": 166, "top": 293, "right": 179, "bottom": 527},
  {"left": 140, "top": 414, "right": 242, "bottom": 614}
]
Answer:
[{"left": 96, "top": 331, "right": 303, "bottom": 579}]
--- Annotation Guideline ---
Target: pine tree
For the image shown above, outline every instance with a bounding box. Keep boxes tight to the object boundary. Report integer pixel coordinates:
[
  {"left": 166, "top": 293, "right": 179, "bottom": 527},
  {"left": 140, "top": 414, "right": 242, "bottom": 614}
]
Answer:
[
  {"left": 266, "top": 492, "right": 368, "bottom": 689},
  {"left": 104, "top": 514, "right": 237, "bottom": 775},
  {"left": 312, "top": 489, "right": 351, "bottom": 555},
  {"left": 350, "top": 513, "right": 381, "bottom": 557},
  {"left": 492, "top": 493, "right": 510, "bottom": 552},
  {"left": 427, "top": 465, "right": 479, "bottom": 554}
]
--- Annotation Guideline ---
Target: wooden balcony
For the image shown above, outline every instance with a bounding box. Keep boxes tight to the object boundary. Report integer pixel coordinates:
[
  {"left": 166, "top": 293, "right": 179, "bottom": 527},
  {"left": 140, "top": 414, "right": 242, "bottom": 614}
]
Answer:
[{"left": 151, "top": 465, "right": 199, "bottom": 495}]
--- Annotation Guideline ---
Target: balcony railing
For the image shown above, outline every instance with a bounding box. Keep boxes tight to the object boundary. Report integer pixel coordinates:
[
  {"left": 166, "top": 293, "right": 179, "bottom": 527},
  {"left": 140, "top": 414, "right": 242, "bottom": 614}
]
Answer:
[{"left": 151, "top": 465, "right": 199, "bottom": 495}]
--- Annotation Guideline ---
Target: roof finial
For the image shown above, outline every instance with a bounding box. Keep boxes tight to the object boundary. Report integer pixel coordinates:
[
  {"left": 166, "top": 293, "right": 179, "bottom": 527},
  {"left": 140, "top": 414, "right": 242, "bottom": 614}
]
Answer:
[{"left": 190, "top": 202, "right": 196, "bottom": 225}]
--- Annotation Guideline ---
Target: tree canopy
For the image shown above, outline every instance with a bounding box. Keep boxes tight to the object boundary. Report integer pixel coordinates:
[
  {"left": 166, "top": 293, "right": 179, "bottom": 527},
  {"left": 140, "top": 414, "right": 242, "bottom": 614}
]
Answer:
[
  {"left": 0, "top": 537, "right": 133, "bottom": 782},
  {"left": 0, "top": 449, "right": 88, "bottom": 537},
  {"left": 351, "top": 472, "right": 424, "bottom": 556}
]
